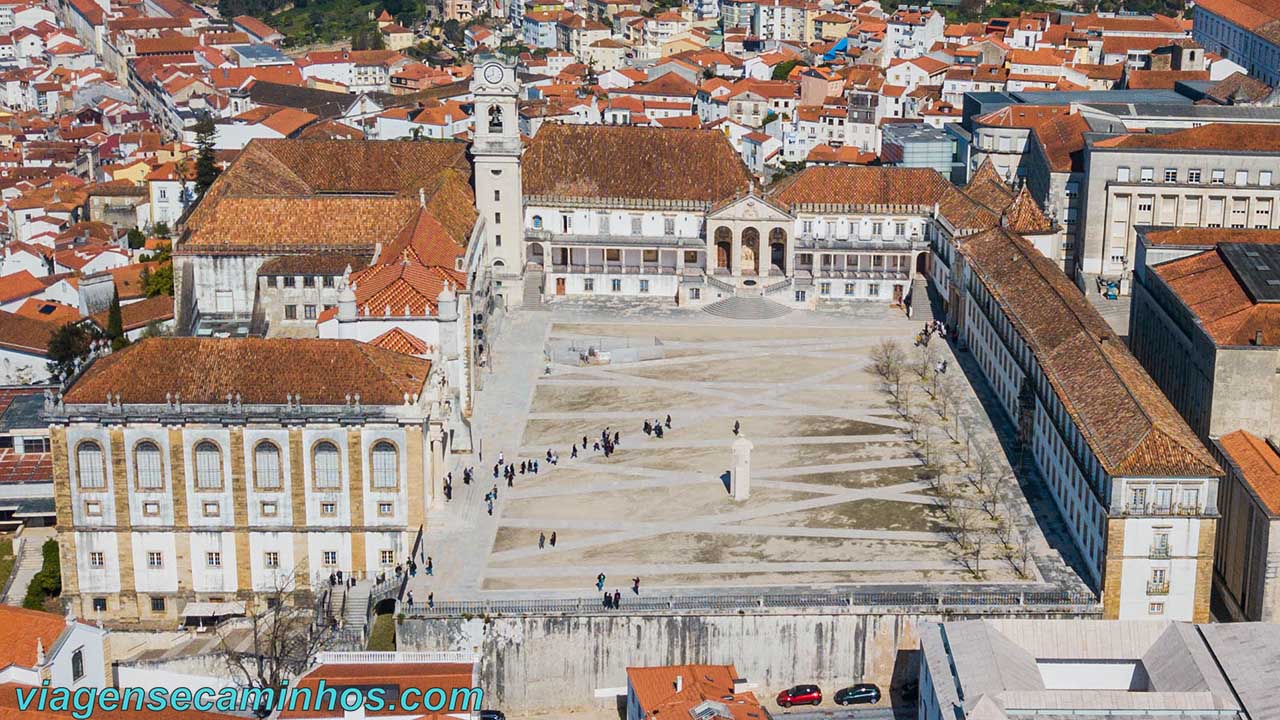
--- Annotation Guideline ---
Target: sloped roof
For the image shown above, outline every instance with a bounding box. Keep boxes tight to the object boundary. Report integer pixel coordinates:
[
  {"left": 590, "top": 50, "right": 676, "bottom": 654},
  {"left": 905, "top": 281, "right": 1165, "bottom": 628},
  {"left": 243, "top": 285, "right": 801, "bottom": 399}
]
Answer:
[
  {"left": 1093, "top": 123, "right": 1280, "bottom": 152},
  {"left": 1219, "top": 430, "right": 1280, "bottom": 516},
  {"left": 522, "top": 124, "right": 752, "bottom": 203},
  {"left": 1153, "top": 240, "right": 1280, "bottom": 346},
  {"left": 960, "top": 227, "right": 1219, "bottom": 477},
  {"left": 64, "top": 338, "right": 431, "bottom": 406},
  {"left": 369, "top": 327, "right": 430, "bottom": 355}
]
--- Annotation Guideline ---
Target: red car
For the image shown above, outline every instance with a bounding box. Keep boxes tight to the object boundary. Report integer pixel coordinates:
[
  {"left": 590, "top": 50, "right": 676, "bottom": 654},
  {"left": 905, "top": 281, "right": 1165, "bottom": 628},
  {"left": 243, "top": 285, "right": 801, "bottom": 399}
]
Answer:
[{"left": 776, "top": 685, "right": 822, "bottom": 707}]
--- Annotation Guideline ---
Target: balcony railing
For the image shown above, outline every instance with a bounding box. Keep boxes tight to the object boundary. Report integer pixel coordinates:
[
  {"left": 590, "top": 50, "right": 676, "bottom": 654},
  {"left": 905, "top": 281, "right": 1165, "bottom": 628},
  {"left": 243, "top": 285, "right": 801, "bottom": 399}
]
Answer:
[
  {"left": 1149, "top": 544, "right": 1171, "bottom": 559},
  {"left": 1123, "top": 503, "right": 1203, "bottom": 517},
  {"left": 1147, "top": 581, "right": 1170, "bottom": 595}
]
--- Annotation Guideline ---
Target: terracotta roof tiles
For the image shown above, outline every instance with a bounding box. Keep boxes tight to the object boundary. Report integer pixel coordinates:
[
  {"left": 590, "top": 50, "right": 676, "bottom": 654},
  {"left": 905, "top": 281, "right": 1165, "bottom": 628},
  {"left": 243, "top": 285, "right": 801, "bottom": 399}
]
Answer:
[{"left": 1219, "top": 430, "right": 1280, "bottom": 516}]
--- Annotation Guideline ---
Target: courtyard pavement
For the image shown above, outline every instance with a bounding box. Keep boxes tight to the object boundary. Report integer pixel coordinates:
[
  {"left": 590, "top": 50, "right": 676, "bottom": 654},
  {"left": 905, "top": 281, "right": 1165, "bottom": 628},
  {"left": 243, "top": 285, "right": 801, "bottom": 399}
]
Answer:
[{"left": 409, "top": 299, "right": 1086, "bottom": 602}]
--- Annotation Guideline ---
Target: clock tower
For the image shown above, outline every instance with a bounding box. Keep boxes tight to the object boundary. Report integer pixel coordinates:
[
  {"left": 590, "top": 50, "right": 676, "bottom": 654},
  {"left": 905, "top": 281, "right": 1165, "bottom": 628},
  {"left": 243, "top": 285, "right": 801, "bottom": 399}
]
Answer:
[{"left": 470, "top": 55, "right": 524, "bottom": 305}]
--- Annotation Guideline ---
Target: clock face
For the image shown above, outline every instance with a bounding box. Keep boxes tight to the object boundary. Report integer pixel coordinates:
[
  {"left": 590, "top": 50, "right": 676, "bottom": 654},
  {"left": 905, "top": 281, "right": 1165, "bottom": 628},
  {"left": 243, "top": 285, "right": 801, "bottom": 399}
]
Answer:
[{"left": 483, "top": 64, "right": 504, "bottom": 84}]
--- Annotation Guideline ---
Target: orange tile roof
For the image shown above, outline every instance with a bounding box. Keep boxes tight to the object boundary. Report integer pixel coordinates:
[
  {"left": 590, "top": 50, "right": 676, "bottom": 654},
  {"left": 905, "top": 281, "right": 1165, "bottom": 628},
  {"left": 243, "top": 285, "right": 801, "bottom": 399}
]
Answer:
[
  {"left": 0, "top": 310, "right": 58, "bottom": 355},
  {"left": 961, "top": 227, "right": 1220, "bottom": 477},
  {"left": 281, "top": 663, "right": 473, "bottom": 718},
  {"left": 369, "top": 327, "right": 430, "bottom": 355},
  {"left": 522, "top": 124, "right": 752, "bottom": 203},
  {"left": 628, "top": 664, "right": 766, "bottom": 720},
  {"left": 260, "top": 107, "right": 318, "bottom": 136},
  {"left": 88, "top": 294, "right": 173, "bottom": 332},
  {"left": 0, "top": 606, "right": 68, "bottom": 670},
  {"left": 1095, "top": 123, "right": 1280, "bottom": 152},
  {"left": 1125, "top": 69, "right": 1211, "bottom": 89},
  {"left": 0, "top": 270, "right": 47, "bottom": 304},
  {"left": 1220, "top": 430, "right": 1280, "bottom": 515},
  {"left": 65, "top": 338, "right": 432, "bottom": 406},
  {"left": 1153, "top": 238, "right": 1280, "bottom": 346},
  {"left": 1029, "top": 112, "right": 1089, "bottom": 173},
  {"left": 0, "top": 682, "right": 236, "bottom": 720},
  {"left": 13, "top": 297, "right": 79, "bottom": 325}
]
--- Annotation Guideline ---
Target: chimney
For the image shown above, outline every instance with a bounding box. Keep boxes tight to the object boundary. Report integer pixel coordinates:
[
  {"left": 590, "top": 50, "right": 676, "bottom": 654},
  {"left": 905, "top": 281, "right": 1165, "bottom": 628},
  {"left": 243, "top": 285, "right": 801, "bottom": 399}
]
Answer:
[
  {"left": 674, "top": 675, "right": 683, "bottom": 693},
  {"left": 1256, "top": 329, "right": 1264, "bottom": 346},
  {"left": 418, "top": 187, "right": 426, "bottom": 207}
]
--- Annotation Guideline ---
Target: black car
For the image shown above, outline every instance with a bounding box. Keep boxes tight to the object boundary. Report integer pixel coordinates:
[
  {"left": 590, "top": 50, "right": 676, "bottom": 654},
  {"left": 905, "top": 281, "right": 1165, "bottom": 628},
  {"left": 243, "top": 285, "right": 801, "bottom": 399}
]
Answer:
[
  {"left": 834, "top": 684, "right": 881, "bottom": 706},
  {"left": 479, "top": 712, "right": 506, "bottom": 720}
]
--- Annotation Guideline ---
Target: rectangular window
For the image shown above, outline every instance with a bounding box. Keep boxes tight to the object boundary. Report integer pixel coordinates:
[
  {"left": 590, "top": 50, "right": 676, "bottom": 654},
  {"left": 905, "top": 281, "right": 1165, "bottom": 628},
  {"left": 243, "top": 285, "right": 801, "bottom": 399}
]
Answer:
[
  {"left": 264, "top": 551, "right": 279, "bottom": 569},
  {"left": 663, "top": 217, "right": 675, "bottom": 235},
  {"left": 202, "top": 501, "right": 219, "bottom": 518},
  {"left": 283, "top": 276, "right": 296, "bottom": 288},
  {"left": 631, "top": 215, "right": 642, "bottom": 234},
  {"left": 284, "top": 305, "right": 297, "bottom": 320},
  {"left": 689, "top": 287, "right": 700, "bottom": 300},
  {"left": 1188, "top": 169, "right": 1201, "bottom": 183},
  {"left": 1263, "top": 170, "right": 1274, "bottom": 185},
  {"left": 1149, "top": 602, "right": 1164, "bottom": 615},
  {"left": 868, "top": 283, "right": 880, "bottom": 297},
  {"left": 380, "top": 550, "right": 395, "bottom": 566},
  {"left": 89, "top": 551, "right": 104, "bottom": 568},
  {"left": 494, "top": 190, "right": 500, "bottom": 202},
  {"left": 844, "top": 283, "right": 855, "bottom": 294},
  {"left": 1140, "top": 167, "right": 1153, "bottom": 182},
  {"left": 143, "top": 501, "right": 159, "bottom": 516},
  {"left": 1236, "top": 169, "right": 1249, "bottom": 185},
  {"left": 84, "top": 500, "right": 101, "bottom": 517},
  {"left": 206, "top": 551, "right": 222, "bottom": 568},
  {"left": 1181, "top": 488, "right": 1200, "bottom": 511},
  {"left": 322, "top": 550, "right": 338, "bottom": 567},
  {"left": 378, "top": 501, "right": 394, "bottom": 516},
  {"left": 260, "top": 501, "right": 278, "bottom": 517},
  {"left": 1212, "top": 169, "right": 1225, "bottom": 184},
  {"left": 1163, "top": 168, "right": 1177, "bottom": 183},
  {"left": 583, "top": 278, "right": 594, "bottom": 292},
  {"left": 147, "top": 551, "right": 163, "bottom": 569},
  {"left": 72, "top": 650, "right": 84, "bottom": 681},
  {"left": 794, "top": 290, "right": 806, "bottom": 302},
  {"left": 639, "top": 279, "right": 649, "bottom": 293},
  {"left": 303, "top": 276, "right": 315, "bottom": 288},
  {"left": 611, "top": 279, "right": 621, "bottom": 292},
  {"left": 323, "top": 276, "right": 335, "bottom": 288},
  {"left": 819, "top": 282, "right": 831, "bottom": 295},
  {"left": 1117, "top": 167, "right": 1131, "bottom": 182},
  {"left": 304, "top": 305, "right": 317, "bottom": 320},
  {"left": 92, "top": 598, "right": 106, "bottom": 612},
  {"left": 321, "top": 501, "right": 337, "bottom": 516},
  {"left": 150, "top": 597, "right": 166, "bottom": 612}
]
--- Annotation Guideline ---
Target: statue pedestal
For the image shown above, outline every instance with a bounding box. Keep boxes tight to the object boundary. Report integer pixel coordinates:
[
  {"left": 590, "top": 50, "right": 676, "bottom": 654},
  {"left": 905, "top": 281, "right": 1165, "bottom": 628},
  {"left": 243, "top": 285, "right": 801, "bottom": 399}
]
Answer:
[{"left": 731, "top": 436, "right": 752, "bottom": 501}]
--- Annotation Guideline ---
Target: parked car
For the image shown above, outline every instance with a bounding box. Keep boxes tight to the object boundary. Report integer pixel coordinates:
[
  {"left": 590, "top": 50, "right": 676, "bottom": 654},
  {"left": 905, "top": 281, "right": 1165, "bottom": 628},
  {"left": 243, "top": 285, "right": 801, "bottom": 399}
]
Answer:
[
  {"left": 776, "top": 685, "right": 822, "bottom": 707},
  {"left": 835, "top": 684, "right": 881, "bottom": 705},
  {"left": 479, "top": 712, "right": 506, "bottom": 720}
]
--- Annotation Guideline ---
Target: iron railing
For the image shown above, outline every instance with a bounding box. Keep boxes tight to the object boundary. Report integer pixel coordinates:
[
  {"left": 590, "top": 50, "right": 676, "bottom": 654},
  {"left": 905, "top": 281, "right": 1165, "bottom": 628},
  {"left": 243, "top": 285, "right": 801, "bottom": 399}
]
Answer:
[{"left": 401, "top": 589, "right": 1099, "bottom": 617}]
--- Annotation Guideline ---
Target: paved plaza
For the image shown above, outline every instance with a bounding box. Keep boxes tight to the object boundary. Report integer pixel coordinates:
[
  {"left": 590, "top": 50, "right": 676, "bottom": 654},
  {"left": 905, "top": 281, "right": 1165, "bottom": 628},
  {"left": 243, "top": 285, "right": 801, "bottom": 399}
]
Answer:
[{"left": 412, "top": 300, "right": 1085, "bottom": 601}]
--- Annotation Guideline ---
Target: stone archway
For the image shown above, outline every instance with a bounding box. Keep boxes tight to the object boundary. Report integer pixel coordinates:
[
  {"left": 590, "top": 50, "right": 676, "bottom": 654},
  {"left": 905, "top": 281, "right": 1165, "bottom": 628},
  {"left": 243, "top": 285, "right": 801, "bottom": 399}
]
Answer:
[
  {"left": 742, "top": 227, "right": 760, "bottom": 276},
  {"left": 769, "top": 228, "right": 787, "bottom": 275},
  {"left": 714, "top": 227, "right": 732, "bottom": 273},
  {"left": 527, "top": 243, "right": 545, "bottom": 269}
]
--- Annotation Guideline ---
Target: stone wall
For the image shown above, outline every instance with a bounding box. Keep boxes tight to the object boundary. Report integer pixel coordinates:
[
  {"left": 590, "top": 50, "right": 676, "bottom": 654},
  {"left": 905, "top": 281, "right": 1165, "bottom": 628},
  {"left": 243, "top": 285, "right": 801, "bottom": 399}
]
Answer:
[{"left": 398, "top": 609, "right": 1096, "bottom": 714}]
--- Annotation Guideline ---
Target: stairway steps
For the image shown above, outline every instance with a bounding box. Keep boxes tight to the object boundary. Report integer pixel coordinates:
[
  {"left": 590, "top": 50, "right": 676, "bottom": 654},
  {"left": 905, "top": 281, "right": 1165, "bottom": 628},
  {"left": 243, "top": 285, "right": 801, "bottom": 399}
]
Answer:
[{"left": 702, "top": 296, "right": 792, "bottom": 320}]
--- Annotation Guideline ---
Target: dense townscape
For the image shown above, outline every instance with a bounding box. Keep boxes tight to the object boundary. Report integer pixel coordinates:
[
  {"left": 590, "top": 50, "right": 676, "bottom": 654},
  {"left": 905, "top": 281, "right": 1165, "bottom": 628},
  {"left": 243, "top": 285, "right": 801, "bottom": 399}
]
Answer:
[{"left": 1, "top": 0, "right": 1280, "bottom": 716}]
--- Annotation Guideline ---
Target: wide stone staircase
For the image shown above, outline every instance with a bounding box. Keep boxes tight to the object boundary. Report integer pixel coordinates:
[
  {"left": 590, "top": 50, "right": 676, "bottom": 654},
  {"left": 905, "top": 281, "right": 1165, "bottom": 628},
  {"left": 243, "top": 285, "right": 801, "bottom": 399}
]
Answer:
[
  {"left": 327, "top": 580, "right": 371, "bottom": 632},
  {"left": 3, "top": 529, "right": 52, "bottom": 606},
  {"left": 522, "top": 268, "right": 546, "bottom": 309},
  {"left": 908, "top": 275, "right": 934, "bottom": 323},
  {"left": 702, "top": 296, "right": 792, "bottom": 320}
]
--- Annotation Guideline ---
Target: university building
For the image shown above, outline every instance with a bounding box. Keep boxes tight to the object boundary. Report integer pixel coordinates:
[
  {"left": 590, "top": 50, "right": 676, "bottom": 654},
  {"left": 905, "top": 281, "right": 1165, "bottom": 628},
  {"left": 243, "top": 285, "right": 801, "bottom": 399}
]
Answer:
[
  {"left": 47, "top": 337, "right": 451, "bottom": 625},
  {"left": 934, "top": 223, "right": 1221, "bottom": 621}
]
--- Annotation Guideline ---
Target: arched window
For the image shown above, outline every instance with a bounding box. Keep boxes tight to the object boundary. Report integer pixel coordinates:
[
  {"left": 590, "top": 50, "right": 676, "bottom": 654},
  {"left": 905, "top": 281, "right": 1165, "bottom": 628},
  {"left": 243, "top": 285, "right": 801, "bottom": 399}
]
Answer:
[
  {"left": 532, "top": 215, "right": 543, "bottom": 229},
  {"left": 194, "top": 441, "right": 222, "bottom": 489},
  {"left": 254, "top": 442, "right": 282, "bottom": 490},
  {"left": 77, "top": 441, "right": 105, "bottom": 489},
  {"left": 371, "top": 441, "right": 398, "bottom": 489},
  {"left": 313, "top": 441, "right": 341, "bottom": 489},
  {"left": 488, "top": 105, "right": 503, "bottom": 133},
  {"left": 134, "top": 441, "right": 164, "bottom": 490}
]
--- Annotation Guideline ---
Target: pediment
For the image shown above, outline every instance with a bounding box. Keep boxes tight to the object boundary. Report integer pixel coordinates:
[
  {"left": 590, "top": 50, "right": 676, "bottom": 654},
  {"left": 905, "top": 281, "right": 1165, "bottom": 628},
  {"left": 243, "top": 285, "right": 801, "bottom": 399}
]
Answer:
[{"left": 708, "top": 193, "right": 793, "bottom": 222}]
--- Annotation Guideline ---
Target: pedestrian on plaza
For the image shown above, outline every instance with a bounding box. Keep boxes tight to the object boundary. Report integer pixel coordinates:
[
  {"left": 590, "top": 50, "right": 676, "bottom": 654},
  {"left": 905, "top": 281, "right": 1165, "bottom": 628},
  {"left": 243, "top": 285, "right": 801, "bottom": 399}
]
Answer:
[
  {"left": 733, "top": 420, "right": 740, "bottom": 436},
  {"left": 653, "top": 425, "right": 663, "bottom": 439},
  {"left": 395, "top": 564, "right": 402, "bottom": 577},
  {"left": 551, "top": 452, "right": 559, "bottom": 465},
  {"left": 614, "top": 431, "right": 620, "bottom": 446},
  {"left": 665, "top": 414, "right": 672, "bottom": 429},
  {"left": 508, "top": 473, "right": 514, "bottom": 488},
  {"left": 493, "top": 463, "right": 500, "bottom": 479},
  {"left": 550, "top": 532, "right": 557, "bottom": 547},
  {"left": 492, "top": 483, "right": 499, "bottom": 499},
  {"left": 594, "top": 441, "right": 601, "bottom": 452},
  {"left": 643, "top": 420, "right": 652, "bottom": 435},
  {"left": 613, "top": 589, "right": 621, "bottom": 607},
  {"left": 464, "top": 467, "right": 472, "bottom": 485},
  {"left": 329, "top": 572, "right": 336, "bottom": 586},
  {"left": 446, "top": 471, "right": 452, "bottom": 486},
  {"left": 498, "top": 451, "right": 504, "bottom": 465},
  {"left": 632, "top": 577, "right": 640, "bottom": 594},
  {"left": 426, "top": 556, "right": 433, "bottom": 575},
  {"left": 539, "top": 532, "right": 546, "bottom": 549},
  {"left": 406, "top": 591, "right": 414, "bottom": 606},
  {"left": 521, "top": 460, "right": 527, "bottom": 474},
  {"left": 409, "top": 560, "right": 417, "bottom": 577},
  {"left": 428, "top": 592, "right": 434, "bottom": 609},
  {"left": 596, "top": 572, "right": 606, "bottom": 591},
  {"left": 546, "top": 449, "right": 554, "bottom": 462},
  {"left": 583, "top": 435, "right": 589, "bottom": 449},
  {"left": 571, "top": 445, "right": 578, "bottom": 459},
  {"left": 444, "top": 482, "right": 452, "bottom": 501},
  {"left": 487, "top": 500, "right": 493, "bottom": 515}
]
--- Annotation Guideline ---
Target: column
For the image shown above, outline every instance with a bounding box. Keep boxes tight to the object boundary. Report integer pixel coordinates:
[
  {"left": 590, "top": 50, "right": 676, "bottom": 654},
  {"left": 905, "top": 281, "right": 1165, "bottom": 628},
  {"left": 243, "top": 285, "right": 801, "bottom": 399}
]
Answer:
[{"left": 732, "top": 230, "right": 742, "bottom": 278}]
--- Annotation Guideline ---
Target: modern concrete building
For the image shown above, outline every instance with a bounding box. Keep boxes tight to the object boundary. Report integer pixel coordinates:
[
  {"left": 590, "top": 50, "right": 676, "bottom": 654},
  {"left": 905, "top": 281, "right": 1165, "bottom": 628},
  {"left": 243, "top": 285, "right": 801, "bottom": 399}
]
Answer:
[
  {"left": 1078, "top": 123, "right": 1280, "bottom": 295},
  {"left": 47, "top": 337, "right": 452, "bottom": 625},
  {"left": 919, "top": 619, "right": 1280, "bottom": 720},
  {"left": 933, "top": 225, "right": 1221, "bottom": 621},
  {"left": 1214, "top": 430, "right": 1280, "bottom": 622},
  {"left": 880, "top": 123, "right": 957, "bottom": 177},
  {"left": 1194, "top": 0, "right": 1280, "bottom": 86}
]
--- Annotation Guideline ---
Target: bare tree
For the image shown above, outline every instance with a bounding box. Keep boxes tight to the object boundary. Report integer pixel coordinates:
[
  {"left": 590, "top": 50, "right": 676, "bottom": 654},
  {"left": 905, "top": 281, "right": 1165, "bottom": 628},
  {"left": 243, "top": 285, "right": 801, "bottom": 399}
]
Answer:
[
  {"left": 871, "top": 338, "right": 906, "bottom": 384},
  {"left": 1015, "top": 526, "right": 1034, "bottom": 579},
  {"left": 952, "top": 505, "right": 976, "bottom": 551},
  {"left": 973, "top": 439, "right": 998, "bottom": 494},
  {"left": 219, "top": 572, "right": 335, "bottom": 710},
  {"left": 915, "top": 342, "right": 937, "bottom": 382}
]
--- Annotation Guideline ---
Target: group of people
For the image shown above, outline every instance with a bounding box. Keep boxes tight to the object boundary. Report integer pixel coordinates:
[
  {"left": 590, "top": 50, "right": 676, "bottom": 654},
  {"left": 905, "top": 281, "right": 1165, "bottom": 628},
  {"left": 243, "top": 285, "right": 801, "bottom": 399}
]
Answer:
[
  {"left": 406, "top": 590, "right": 433, "bottom": 609},
  {"left": 537, "top": 531, "right": 558, "bottom": 549},
  {"left": 573, "top": 428, "right": 621, "bottom": 459},
  {"left": 327, "top": 571, "right": 356, "bottom": 588},
  {"left": 642, "top": 415, "right": 672, "bottom": 439},
  {"left": 596, "top": 574, "right": 642, "bottom": 608},
  {"left": 916, "top": 319, "right": 954, "bottom": 348}
]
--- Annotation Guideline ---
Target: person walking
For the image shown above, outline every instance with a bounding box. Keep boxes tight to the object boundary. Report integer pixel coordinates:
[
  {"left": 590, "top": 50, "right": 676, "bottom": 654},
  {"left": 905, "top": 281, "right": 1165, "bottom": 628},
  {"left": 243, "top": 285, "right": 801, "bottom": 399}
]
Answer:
[
  {"left": 733, "top": 420, "right": 740, "bottom": 436},
  {"left": 427, "top": 592, "right": 434, "bottom": 609},
  {"left": 539, "top": 532, "right": 546, "bottom": 549},
  {"left": 520, "top": 460, "right": 527, "bottom": 474},
  {"left": 596, "top": 572, "right": 606, "bottom": 591},
  {"left": 550, "top": 531, "right": 557, "bottom": 547},
  {"left": 406, "top": 590, "right": 414, "bottom": 606},
  {"left": 613, "top": 589, "right": 621, "bottom": 608},
  {"left": 632, "top": 577, "right": 640, "bottom": 594},
  {"left": 487, "top": 499, "right": 493, "bottom": 516},
  {"left": 493, "top": 463, "right": 500, "bottom": 480},
  {"left": 665, "top": 414, "right": 672, "bottom": 429},
  {"left": 571, "top": 445, "right": 578, "bottom": 459},
  {"left": 492, "top": 483, "right": 499, "bottom": 499},
  {"left": 426, "top": 556, "right": 433, "bottom": 575},
  {"left": 643, "top": 420, "right": 652, "bottom": 436},
  {"left": 497, "top": 451, "right": 504, "bottom": 465}
]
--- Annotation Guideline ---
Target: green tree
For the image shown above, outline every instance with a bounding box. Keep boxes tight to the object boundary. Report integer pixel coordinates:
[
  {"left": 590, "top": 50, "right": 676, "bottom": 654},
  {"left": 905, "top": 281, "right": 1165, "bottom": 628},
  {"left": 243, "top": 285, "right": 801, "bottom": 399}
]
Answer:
[
  {"left": 771, "top": 59, "right": 801, "bottom": 80},
  {"left": 106, "top": 287, "right": 128, "bottom": 351},
  {"left": 46, "top": 322, "right": 93, "bottom": 381},
  {"left": 22, "top": 540, "right": 61, "bottom": 611},
  {"left": 194, "top": 116, "right": 221, "bottom": 198},
  {"left": 142, "top": 263, "right": 174, "bottom": 298},
  {"left": 153, "top": 221, "right": 171, "bottom": 239},
  {"left": 127, "top": 228, "right": 145, "bottom": 249},
  {"left": 442, "top": 18, "right": 463, "bottom": 44}
]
